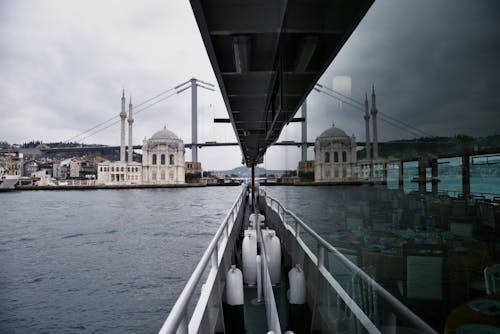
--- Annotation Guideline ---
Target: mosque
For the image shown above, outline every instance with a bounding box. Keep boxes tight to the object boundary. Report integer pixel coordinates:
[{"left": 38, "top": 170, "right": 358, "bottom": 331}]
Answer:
[
  {"left": 300, "top": 86, "right": 383, "bottom": 183},
  {"left": 97, "top": 91, "right": 186, "bottom": 185}
]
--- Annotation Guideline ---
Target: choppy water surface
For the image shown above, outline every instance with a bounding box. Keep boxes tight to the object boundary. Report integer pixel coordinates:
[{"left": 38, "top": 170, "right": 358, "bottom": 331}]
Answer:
[{"left": 0, "top": 187, "right": 241, "bottom": 333}]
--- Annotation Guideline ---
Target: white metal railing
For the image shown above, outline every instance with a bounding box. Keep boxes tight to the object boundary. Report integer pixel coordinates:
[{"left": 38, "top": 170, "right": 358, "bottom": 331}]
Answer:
[
  {"left": 256, "top": 208, "right": 282, "bottom": 334},
  {"left": 159, "top": 186, "right": 246, "bottom": 334},
  {"left": 263, "top": 190, "right": 438, "bottom": 334}
]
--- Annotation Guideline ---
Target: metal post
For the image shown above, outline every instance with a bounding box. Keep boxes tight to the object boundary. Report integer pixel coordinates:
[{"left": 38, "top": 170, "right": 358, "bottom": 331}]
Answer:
[
  {"left": 191, "top": 78, "right": 198, "bottom": 163},
  {"left": 418, "top": 158, "right": 426, "bottom": 193},
  {"left": 301, "top": 100, "right": 307, "bottom": 161},
  {"left": 318, "top": 245, "right": 325, "bottom": 268},
  {"left": 251, "top": 163, "right": 255, "bottom": 210},
  {"left": 431, "top": 158, "right": 438, "bottom": 194},
  {"left": 256, "top": 255, "right": 262, "bottom": 302},
  {"left": 211, "top": 245, "right": 218, "bottom": 270},
  {"left": 398, "top": 160, "right": 404, "bottom": 190},
  {"left": 462, "top": 155, "right": 470, "bottom": 200},
  {"left": 382, "top": 309, "right": 397, "bottom": 334},
  {"left": 178, "top": 312, "right": 188, "bottom": 334}
]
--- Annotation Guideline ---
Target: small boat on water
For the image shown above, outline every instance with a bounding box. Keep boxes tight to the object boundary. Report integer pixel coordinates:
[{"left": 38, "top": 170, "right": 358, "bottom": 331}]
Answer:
[{"left": 0, "top": 174, "right": 20, "bottom": 191}]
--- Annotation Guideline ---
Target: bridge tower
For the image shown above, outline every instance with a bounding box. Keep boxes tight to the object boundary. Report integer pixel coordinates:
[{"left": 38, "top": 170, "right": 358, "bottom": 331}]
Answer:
[
  {"left": 191, "top": 78, "right": 198, "bottom": 163},
  {"left": 301, "top": 100, "right": 307, "bottom": 161}
]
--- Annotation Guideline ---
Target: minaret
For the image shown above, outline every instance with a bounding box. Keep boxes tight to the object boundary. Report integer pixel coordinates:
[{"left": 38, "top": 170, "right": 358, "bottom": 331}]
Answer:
[
  {"left": 120, "top": 89, "right": 127, "bottom": 162},
  {"left": 371, "top": 84, "right": 379, "bottom": 159},
  {"left": 364, "top": 93, "right": 371, "bottom": 160},
  {"left": 128, "top": 96, "right": 134, "bottom": 163}
]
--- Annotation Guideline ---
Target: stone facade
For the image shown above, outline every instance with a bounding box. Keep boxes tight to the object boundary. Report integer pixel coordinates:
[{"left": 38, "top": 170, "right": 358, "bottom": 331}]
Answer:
[
  {"left": 141, "top": 127, "right": 185, "bottom": 184},
  {"left": 97, "top": 127, "right": 185, "bottom": 185},
  {"left": 314, "top": 126, "right": 357, "bottom": 182}
]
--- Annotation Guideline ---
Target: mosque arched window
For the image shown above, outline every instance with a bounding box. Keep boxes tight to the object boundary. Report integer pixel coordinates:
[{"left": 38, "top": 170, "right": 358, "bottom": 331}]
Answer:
[
  {"left": 334, "top": 152, "right": 339, "bottom": 162},
  {"left": 325, "top": 152, "right": 330, "bottom": 163},
  {"left": 342, "top": 151, "right": 347, "bottom": 162},
  {"left": 169, "top": 154, "right": 174, "bottom": 165},
  {"left": 152, "top": 154, "right": 157, "bottom": 165},
  {"left": 161, "top": 154, "right": 166, "bottom": 165}
]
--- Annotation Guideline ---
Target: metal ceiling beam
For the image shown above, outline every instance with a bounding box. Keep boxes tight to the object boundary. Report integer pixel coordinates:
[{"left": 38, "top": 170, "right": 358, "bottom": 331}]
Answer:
[{"left": 190, "top": 0, "right": 374, "bottom": 166}]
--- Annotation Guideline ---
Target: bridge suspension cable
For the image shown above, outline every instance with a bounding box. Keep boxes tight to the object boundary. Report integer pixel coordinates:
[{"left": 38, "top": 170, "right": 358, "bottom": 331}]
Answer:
[
  {"left": 314, "top": 83, "right": 433, "bottom": 138},
  {"left": 64, "top": 80, "right": 211, "bottom": 143},
  {"left": 314, "top": 87, "right": 424, "bottom": 138},
  {"left": 77, "top": 91, "right": 181, "bottom": 142}
]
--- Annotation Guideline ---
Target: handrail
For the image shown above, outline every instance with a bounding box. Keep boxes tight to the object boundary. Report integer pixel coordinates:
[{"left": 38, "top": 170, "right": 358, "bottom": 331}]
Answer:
[
  {"left": 263, "top": 191, "right": 438, "bottom": 334},
  {"left": 159, "top": 186, "right": 245, "bottom": 334},
  {"left": 257, "top": 217, "right": 282, "bottom": 333}
]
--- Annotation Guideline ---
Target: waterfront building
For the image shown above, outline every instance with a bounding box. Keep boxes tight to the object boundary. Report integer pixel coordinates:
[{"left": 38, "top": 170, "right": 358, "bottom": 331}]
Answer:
[
  {"left": 97, "top": 91, "right": 186, "bottom": 185},
  {"left": 185, "top": 161, "right": 202, "bottom": 183},
  {"left": 53, "top": 158, "right": 71, "bottom": 179},
  {"left": 297, "top": 86, "right": 385, "bottom": 183},
  {"left": 141, "top": 127, "right": 185, "bottom": 184},
  {"left": 297, "top": 160, "right": 314, "bottom": 181},
  {"left": 69, "top": 157, "right": 94, "bottom": 178},
  {"left": 314, "top": 124, "right": 358, "bottom": 182},
  {"left": 97, "top": 126, "right": 185, "bottom": 185}
]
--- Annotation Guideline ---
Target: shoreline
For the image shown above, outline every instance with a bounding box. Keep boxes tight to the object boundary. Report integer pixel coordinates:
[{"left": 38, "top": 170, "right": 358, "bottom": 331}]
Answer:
[
  {"left": 9, "top": 182, "right": 242, "bottom": 191},
  {"left": 260, "top": 180, "right": 387, "bottom": 186}
]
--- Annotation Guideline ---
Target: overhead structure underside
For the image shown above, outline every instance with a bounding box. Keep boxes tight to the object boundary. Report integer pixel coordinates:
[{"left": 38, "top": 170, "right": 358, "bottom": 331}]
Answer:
[{"left": 190, "top": 0, "right": 374, "bottom": 166}]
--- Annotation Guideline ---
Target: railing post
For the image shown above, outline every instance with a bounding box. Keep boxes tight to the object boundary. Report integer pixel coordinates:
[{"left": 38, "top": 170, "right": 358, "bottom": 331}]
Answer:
[
  {"left": 177, "top": 311, "right": 188, "bottom": 334},
  {"left": 382, "top": 309, "right": 397, "bottom": 334},
  {"left": 211, "top": 245, "right": 218, "bottom": 270},
  {"left": 318, "top": 244, "right": 325, "bottom": 269}
]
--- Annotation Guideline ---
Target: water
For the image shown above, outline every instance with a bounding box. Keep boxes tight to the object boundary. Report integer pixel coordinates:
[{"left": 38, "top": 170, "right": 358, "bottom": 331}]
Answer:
[
  {"left": 0, "top": 187, "right": 241, "bottom": 333},
  {"left": 1, "top": 173, "right": 498, "bottom": 333}
]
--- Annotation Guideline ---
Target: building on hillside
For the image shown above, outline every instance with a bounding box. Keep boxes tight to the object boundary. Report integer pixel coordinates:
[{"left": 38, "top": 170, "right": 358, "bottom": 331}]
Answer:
[{"left": 0, "top": 151, "right": 23, "bottom": 177}]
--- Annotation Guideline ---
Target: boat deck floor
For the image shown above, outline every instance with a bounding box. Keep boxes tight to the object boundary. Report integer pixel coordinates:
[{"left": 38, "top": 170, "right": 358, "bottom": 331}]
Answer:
[{"left": 234, "top": 200, "right": 312, "bottom": 334}]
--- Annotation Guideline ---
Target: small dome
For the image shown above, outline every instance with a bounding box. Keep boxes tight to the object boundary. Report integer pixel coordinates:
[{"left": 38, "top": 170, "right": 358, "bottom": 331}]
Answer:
[
  {"left": 318, "top": 126, "right": 348, "bottom": 138},
  {"left": 151, "top": 127, "right": 178, "bottom": 140}
]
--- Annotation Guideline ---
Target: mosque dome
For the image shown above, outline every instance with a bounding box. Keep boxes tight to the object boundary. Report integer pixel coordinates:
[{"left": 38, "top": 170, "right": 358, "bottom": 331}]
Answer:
[
  {"left": 318, "top": 125, "right": 348, "bottom": 138},
  {"left": 151, "top": 126, "right": 179, "bottom": 140}
]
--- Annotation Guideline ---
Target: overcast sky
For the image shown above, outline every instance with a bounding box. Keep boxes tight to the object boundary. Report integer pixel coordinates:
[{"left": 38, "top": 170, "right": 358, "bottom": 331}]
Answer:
[{"left": 1, "top": 0, "right": 499, "bottom": 170}]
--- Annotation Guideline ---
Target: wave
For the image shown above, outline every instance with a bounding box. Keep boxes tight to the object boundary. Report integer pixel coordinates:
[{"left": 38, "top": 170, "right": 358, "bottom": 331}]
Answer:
[{"left": 62, "top": 233, "right": 87, "bottom": 239}]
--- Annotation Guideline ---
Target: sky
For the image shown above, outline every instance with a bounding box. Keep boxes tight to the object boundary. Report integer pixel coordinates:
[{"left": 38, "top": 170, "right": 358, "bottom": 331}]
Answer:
[{"left": 1, "top": 0, "right": 499, "bottom": 170}]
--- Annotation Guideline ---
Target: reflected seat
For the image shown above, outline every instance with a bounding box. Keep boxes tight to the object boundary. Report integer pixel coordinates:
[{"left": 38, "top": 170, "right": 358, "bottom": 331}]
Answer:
[
  {"left": 402, "top": 243, "right": 448, "bottom": 331},
  {"left": 484, "top": 263, "right": 500, "bottom": 295}
]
